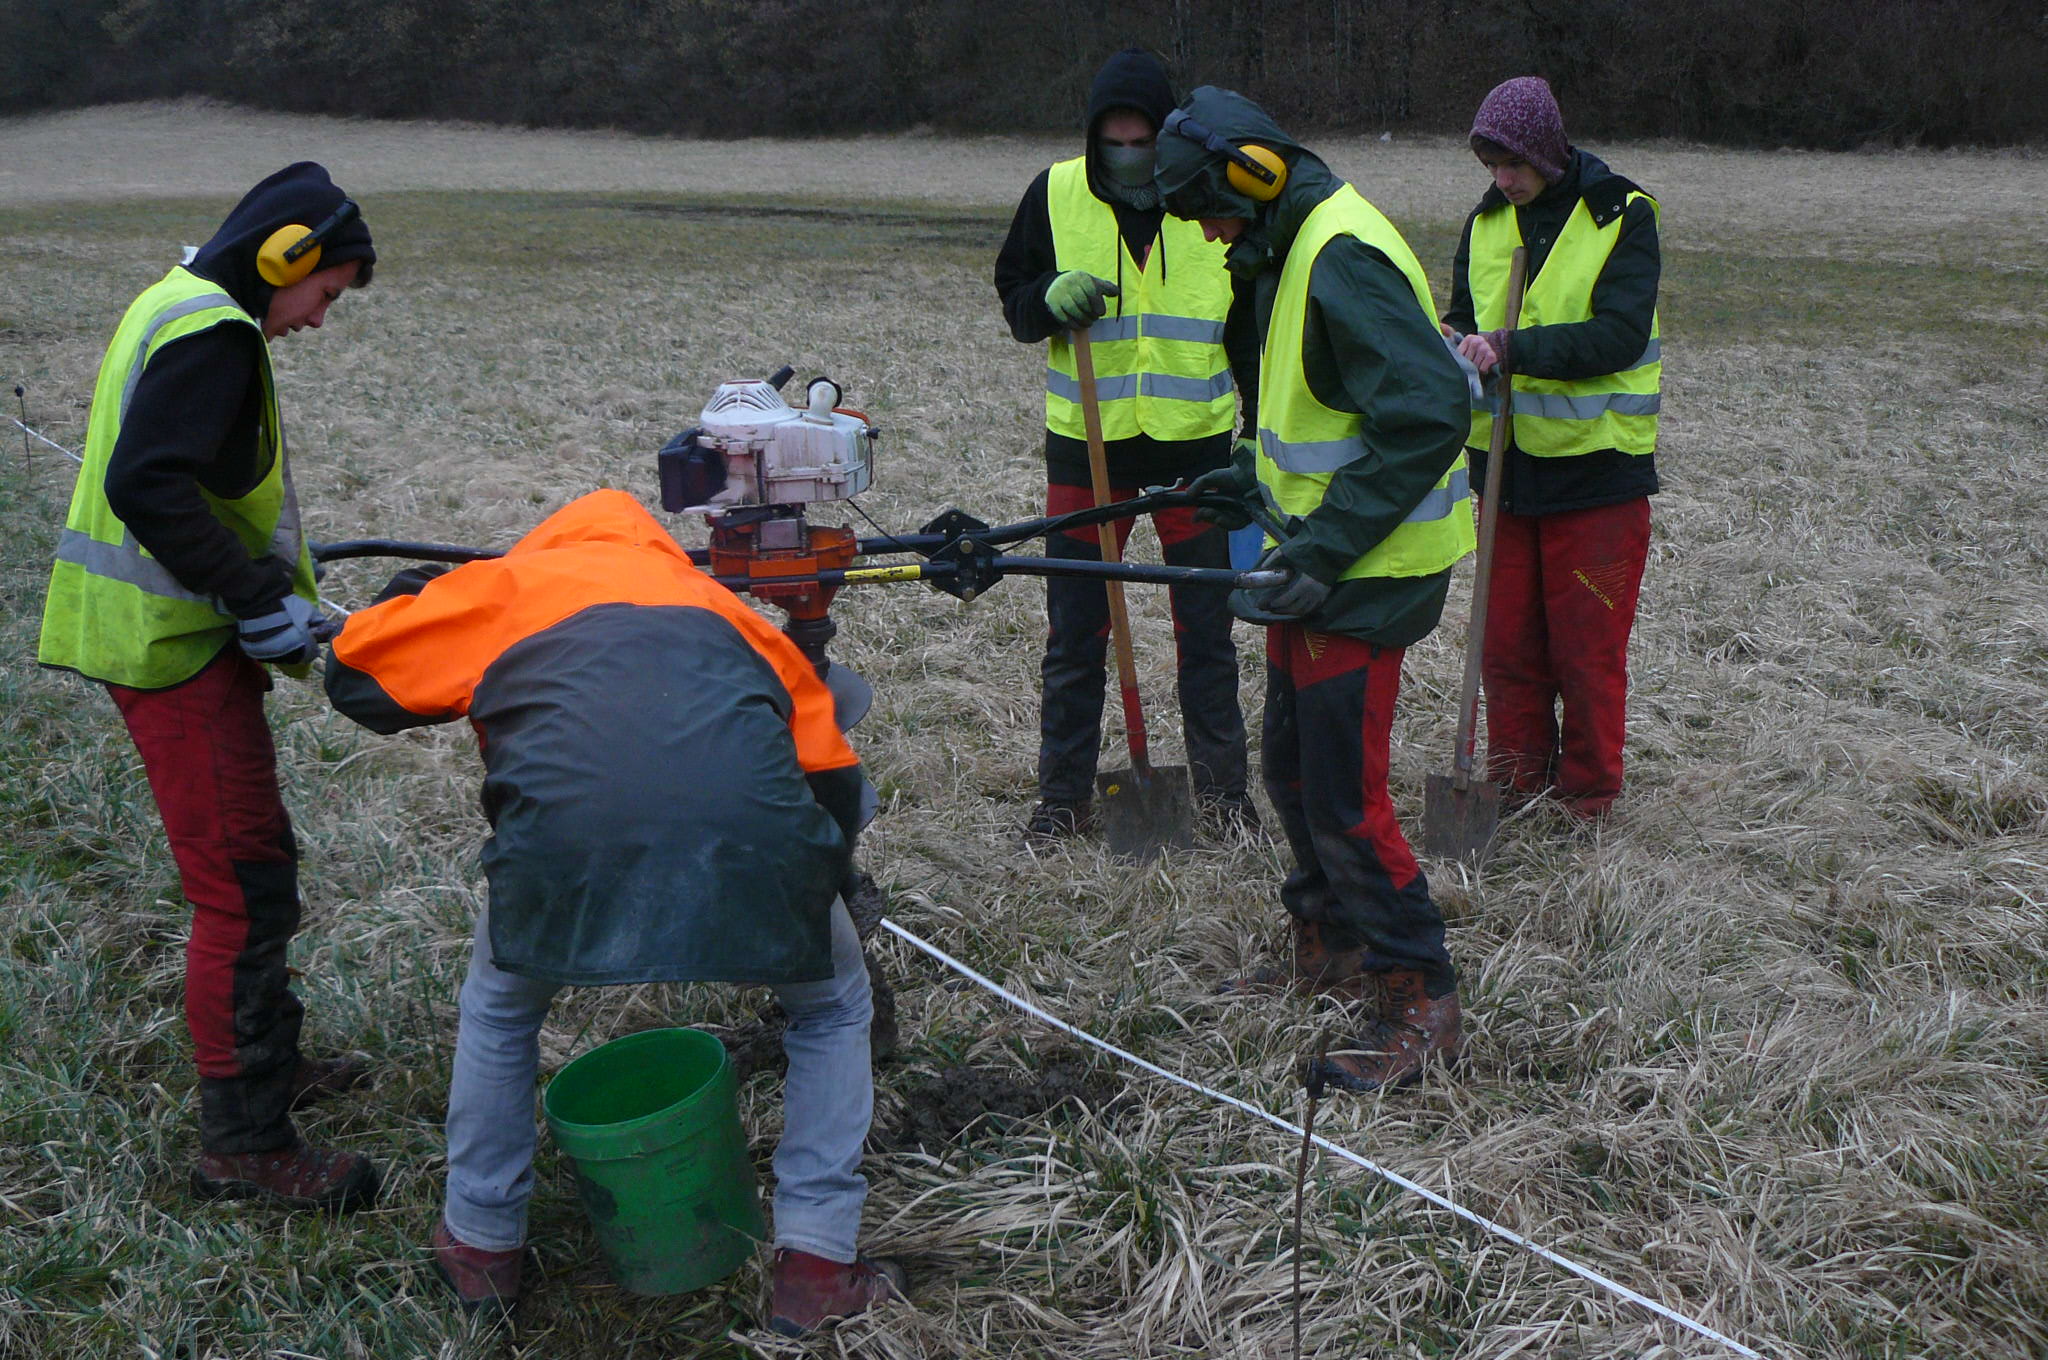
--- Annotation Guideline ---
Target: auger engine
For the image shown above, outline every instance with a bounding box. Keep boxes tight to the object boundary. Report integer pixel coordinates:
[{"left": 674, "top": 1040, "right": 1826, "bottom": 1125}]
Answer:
[
  {"left": 658, "top": 366, "right": 875, "bottom": 515},
  {"left": 656, "top": 365, "right": 880, "bottom": 688}
]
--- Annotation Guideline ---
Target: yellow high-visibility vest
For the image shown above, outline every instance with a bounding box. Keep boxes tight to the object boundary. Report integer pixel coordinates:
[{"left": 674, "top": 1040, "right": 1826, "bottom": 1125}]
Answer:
[
  {"left": 1043, "top": 157, "right": 1236, "bottom": 441},
  {"left": 1257, "top": 186, "right": 1475, "bottom": 580},
  {"left": 1467, "top": 192, "right": 1661, "bottom": 457},
  {"left": 40, "top": 267, "right": 317, "bottom": 689}
]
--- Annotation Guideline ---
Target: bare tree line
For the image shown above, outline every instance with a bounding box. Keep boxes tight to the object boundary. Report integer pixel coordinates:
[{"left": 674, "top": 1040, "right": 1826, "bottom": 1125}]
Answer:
[{"left": 4, "top": 0, "right": 2041, "bottom": 147}]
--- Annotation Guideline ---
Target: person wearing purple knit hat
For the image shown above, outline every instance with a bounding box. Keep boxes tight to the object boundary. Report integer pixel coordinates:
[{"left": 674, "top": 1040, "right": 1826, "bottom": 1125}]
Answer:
[{"left": 1441, "top": 77, "right": 1662, "bottom": 820}]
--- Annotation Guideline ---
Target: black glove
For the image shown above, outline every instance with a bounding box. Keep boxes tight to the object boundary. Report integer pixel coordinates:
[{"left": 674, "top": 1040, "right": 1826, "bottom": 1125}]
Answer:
[
  {"left": 374, "top": 561, "right": 454, "bottom": 604},
  {"left": 1251, "top": 545, "right": 1332, "bottom": 619},
  {"left": 236, "top": 595, "right": 331, "bottom": 666},
  {"left": 1189, "top": 441, "right": 1259, "bottom": 530}
]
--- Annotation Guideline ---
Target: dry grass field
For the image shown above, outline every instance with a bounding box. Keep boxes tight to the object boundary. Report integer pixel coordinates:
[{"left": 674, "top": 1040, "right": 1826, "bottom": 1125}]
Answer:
[{"left": 2, "top": 103, "right": 2044, "bottom": 1360}]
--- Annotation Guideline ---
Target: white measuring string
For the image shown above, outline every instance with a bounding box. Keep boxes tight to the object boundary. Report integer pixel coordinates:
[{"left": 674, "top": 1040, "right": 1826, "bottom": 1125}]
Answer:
[
  {"left": 879, "top": 916, "right": 1764, "bottom": 1360},
  {"left": 10, "top": 417, "right": 83, "bottom": 462}
]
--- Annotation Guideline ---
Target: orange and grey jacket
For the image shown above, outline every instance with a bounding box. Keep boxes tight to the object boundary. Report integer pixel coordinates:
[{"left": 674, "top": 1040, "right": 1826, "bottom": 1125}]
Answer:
[{"left": 325, "top": 490, "right": 864, "bottom": 986}]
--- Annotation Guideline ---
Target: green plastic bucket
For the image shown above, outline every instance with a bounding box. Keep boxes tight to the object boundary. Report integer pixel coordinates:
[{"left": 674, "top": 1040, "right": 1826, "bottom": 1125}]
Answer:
[{"left": 542, "top": 1026, "right": 766, "bottom": 1295}]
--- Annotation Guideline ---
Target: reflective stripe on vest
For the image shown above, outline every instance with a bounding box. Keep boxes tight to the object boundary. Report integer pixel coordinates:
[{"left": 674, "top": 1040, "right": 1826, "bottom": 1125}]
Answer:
[
  {"left": 38, "top": 267, "right": 317, "bottom": 690},
  {"left": 1467, "top": 190, "right": 1661, "bottom": 457},
  {"left": 1255, "top": 186, "right": 1476, "bottom": 582},
  {"left": 1042, "top": 157, "right": 1236, "bottom": 441}
]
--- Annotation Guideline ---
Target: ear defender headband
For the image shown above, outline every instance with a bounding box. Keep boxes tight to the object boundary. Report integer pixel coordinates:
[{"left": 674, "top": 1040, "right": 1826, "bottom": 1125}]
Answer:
[
  {"left": 1163, "top": 110, "right": 1287, "bottom": 202},
  {"left": 256, "top": 198, "right": 360, "bottom": 287}
]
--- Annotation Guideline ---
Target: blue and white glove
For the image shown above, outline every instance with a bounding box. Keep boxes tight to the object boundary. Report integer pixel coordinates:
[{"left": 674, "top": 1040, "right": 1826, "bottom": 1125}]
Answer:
[{"left": 236, "top": 595, "right": 331, "bottom": 666}]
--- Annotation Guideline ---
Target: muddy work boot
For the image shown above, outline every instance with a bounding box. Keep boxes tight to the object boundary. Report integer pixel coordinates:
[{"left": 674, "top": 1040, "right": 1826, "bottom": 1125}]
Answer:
[
  {"left": 768, "top": 1248, "right": 906, "bottom": 1337},
  {"left": 288, "top": 1050, "right": 373, "bottom": 1111},
  {"left": 432, "top": 1221, "right": 526, "bottom": 1315},
  {"left": 1215, "top": 919, "right": 1372, "bottom": 1001},
  {"left": 1022, "top": 798, "right": 1095, "bottom": 844},
  {"left": 191, "top": 1140, "right": 382, "bottom": 1212},
  {"left": 1312, "top": 968, "right": 1463, "bottom": 1093}
]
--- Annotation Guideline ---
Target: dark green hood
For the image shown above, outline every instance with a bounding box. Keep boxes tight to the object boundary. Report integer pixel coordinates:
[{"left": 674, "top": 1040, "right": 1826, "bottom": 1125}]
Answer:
[{"left": 1156, "top": 85, "right": 1341, "bottom": 275}]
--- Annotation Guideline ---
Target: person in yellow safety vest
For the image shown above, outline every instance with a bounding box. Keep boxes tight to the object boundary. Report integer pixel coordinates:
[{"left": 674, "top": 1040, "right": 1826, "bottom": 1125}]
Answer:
[
  {"left": 1441, "top": 77, "right": 1662, "bottom": 820},
  {"left": 1157, "top": 87, "right": 1479, "bottom": 1094},
  {"left": 994, "top": 47, "right": 1258, "bottom": 843},
  {"left": 37, "top": 163, "right": 383, "bottom": 1211}
]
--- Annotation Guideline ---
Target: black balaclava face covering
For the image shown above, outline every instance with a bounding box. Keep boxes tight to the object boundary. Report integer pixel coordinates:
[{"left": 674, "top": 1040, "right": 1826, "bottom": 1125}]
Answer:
[
  {"left": 1099, "top": 141, "right": 1160, "bottom": 210},
  {"left": 1084, "top": 48, "right": 1176, "bottom": 212},
  {"left": 187, "top": 162, "right": 376, "bottom": 318}
]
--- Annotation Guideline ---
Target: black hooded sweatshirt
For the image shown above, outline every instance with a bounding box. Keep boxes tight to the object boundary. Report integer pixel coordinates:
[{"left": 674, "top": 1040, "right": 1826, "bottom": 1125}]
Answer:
[
  {"left": 993, "top": 49, "right": 1258, "bottom": 486},
  {"left": 102, "top": 163, "right": 374, "bottom": 618}
]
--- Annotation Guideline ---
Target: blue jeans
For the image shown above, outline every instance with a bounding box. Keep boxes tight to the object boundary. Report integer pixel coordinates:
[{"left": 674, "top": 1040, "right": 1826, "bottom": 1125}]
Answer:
[{"left": 443, "top": 898, "right": 874, "bottom": 1262}]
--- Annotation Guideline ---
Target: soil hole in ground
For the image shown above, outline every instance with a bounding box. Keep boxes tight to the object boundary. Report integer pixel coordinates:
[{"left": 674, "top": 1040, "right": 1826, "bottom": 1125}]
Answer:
[{"left": 883, "top": 1055, "right": 1128, "bottom": 1153}]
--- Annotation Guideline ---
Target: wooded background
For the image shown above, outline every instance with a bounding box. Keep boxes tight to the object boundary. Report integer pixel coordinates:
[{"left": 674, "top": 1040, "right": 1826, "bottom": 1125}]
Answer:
[{"left": 5, "top": 1, "right": 2042, "bottom": 149}]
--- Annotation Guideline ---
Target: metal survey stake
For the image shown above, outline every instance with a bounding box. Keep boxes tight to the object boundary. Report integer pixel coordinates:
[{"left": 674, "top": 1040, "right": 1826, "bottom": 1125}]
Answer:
[{"left": 1293, "top": 1033, "right": 1329, "bottom": 1360}]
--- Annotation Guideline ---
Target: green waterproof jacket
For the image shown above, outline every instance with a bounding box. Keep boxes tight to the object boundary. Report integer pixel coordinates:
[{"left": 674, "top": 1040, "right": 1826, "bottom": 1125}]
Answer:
[{"left": 1211, "top": 165, "right": 1472, "bottom": 640}]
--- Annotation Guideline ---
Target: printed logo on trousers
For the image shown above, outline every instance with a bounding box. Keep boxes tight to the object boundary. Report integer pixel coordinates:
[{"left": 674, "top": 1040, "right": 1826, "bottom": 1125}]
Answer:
[{"left": 1574, "top": 563, "right": 1630, "bottom": 611}]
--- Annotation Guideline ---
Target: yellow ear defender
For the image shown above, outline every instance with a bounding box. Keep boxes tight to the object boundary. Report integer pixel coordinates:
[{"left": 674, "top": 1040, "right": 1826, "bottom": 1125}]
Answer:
[
  {"left": 256, "top": 198, "right": 359, "bottom": 287},
  {"left": 1163, "top": 109, "right": 1288, "bottom": 202},
  {"left": 1226, "top": 143, "right": 1288, "bottom": 202}
]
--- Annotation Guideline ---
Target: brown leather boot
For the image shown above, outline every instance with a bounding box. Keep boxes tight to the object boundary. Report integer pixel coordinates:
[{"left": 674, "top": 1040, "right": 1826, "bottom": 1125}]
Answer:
[
  {"left": 1312, "top": 969, "right": 1463, "bottom": 1093},
  {"left": 1216, "top": 920, "right": 1372, "bottom": 1000},
  {"left": 432, "top": 1221, "right": 526, "bottom": 1314},
  {"left": 190, "top": 1140, "right": 381, "bottom": 1212},
  {"left": 768, "top": 1248, "right": 906, "bottom": 1337},
  {"left": 288, "top": 1051, "right": 373, "bottom": 1111}
]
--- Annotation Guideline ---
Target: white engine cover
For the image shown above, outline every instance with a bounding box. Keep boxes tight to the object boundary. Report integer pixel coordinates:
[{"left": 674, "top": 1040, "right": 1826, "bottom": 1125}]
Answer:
[{"left": 694, "top": 378, "right": 873, "bottom": 508}]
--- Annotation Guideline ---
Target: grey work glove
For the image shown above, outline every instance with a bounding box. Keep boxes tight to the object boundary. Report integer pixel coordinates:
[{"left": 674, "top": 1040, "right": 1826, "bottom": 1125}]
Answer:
[
  {"left": 1251, "top": 545, "right": 1332, "bottom": 619},
  {"left": 1045, "top": 271, "right": 1121, "bottom": 328},
  {"left": 236, "top": 594, "right": 332, "bottom": 666}
]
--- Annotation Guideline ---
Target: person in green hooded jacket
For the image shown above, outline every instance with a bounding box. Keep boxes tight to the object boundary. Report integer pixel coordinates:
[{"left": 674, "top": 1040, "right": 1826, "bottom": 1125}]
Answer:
[{"left": 1157, "top": 87, "right": 1480, "bottom": 1093}]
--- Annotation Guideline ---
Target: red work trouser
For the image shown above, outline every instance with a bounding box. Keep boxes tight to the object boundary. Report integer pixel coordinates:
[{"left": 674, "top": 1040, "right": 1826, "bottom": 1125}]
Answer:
[
  {"left": 1262, "top": 626, "right": 1454, "bottom": 996},
  {"left": 108, "top": 645, "right": 304, "bottom": 1154},
  {"left": 1481, "top": 497, "right": 1651, "bottom": 818}
]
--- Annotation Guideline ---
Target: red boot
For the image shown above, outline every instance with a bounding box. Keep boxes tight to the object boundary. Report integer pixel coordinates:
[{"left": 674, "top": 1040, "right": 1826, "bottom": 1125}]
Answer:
[
  {"left": 1312, "top": 969, "right": 1463, "bottom": 1092},
  {"left": 432, "top": 1221, "right": 525, "bottom": 1314},
  {"left": 768, "top": 1248, "right": 906, "bottom": 1337},
  {"left": 190, "top": 1140, "right": 381, "bottom": 1212}
]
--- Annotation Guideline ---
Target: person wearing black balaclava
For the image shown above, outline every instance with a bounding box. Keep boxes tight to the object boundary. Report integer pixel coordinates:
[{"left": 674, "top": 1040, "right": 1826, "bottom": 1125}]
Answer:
[
  {"left": 40, "top": 163, "right": 384, "bottom": 1210},
  {"left": 1158, "top": 88, "right": 1480, "bottom": 1094},
  {"left": 993, "top": 48, "right": 1257, "bottom": 844}
]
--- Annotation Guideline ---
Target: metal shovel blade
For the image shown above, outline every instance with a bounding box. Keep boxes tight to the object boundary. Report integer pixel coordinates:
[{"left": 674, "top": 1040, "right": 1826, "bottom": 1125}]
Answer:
[
  {"left": 1422, "top": 772, "right": 1502, "bottom": 862},
  {"left": 1096, "top": 764, "right": 1196, "bottom": 862}
]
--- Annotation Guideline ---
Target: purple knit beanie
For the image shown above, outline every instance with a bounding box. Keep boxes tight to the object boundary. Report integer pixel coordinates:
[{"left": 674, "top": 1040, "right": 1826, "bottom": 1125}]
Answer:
[{"left": 1471, "top": 76, "right": 1568, "bottom": 183}]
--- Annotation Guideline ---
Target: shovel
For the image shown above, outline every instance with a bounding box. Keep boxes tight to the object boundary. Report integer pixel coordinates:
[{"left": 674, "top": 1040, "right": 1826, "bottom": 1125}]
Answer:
[
  {"left": 1073, "top": 327, "right": 1195, "bottom": 860},
  {"left": 1423, "top": 246, "right": 1528, "bottom": 863}
]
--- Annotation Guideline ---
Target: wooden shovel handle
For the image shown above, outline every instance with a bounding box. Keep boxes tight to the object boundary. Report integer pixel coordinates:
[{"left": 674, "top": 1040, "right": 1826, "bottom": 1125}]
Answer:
[
  {"left": 1073, "top": 328, "right": 1151, "bottom": 774},
  {"left": 1451, "top": 246, "right": 1528, "bottom": 791}
]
